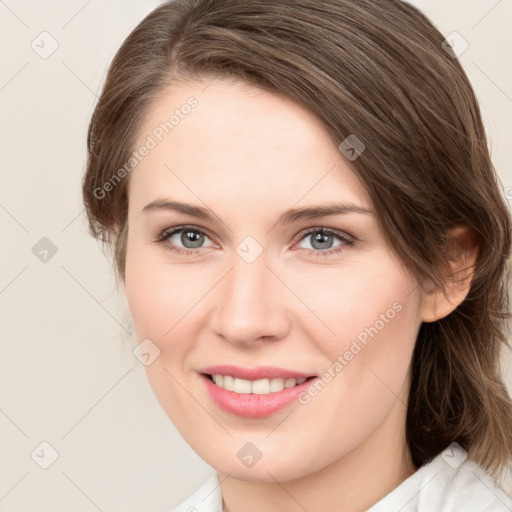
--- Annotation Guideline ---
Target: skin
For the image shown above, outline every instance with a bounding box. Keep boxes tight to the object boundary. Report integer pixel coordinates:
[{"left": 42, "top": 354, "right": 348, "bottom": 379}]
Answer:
[{"left": 123, "top": 77, "right": 478, "bottom": 512}]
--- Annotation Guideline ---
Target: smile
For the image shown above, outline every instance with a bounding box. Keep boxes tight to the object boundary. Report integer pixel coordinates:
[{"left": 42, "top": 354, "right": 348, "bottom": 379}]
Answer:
[
  {"left": 199, "top": 365, "right": 319, "bottom": 418},
  {"left": 207, "top": 374, "right": 311, "bottom": 394}
]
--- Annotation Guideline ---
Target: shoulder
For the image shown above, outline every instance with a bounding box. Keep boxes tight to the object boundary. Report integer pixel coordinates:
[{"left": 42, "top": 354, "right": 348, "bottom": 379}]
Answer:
[
  {"left": 368, "top": 443, "right": 512, "bottom": 512},
  {"left": 168, "top": 474, "right": 222, "bottom": 512}
]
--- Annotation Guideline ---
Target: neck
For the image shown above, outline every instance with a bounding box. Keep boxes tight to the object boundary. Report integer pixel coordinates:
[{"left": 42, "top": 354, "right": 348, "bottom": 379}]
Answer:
[{"left": 219, "top": 398, "right": 416, "bottom": 512}]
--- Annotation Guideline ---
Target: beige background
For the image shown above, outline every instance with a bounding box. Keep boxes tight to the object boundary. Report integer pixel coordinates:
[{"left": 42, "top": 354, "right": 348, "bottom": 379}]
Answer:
[{"left": 0, "top": 0, "right": 511, "bottom": 510}]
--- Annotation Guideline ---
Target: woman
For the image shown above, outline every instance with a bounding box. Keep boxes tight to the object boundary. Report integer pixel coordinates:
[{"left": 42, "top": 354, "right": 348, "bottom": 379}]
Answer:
[{"left": 82, "top": 0, "right": 512, "bottom": 510}]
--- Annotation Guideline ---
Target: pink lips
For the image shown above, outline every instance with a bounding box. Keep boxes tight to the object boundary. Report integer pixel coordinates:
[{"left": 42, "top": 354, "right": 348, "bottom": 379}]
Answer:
[{"left": 200, "top": 365, "right": 318, "bottom": 418}]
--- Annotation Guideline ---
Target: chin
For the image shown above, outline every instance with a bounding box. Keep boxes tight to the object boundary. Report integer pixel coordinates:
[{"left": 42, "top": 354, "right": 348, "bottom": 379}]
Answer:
[{"left": 187, "top": 434, "right": 328, "bottom": 483}]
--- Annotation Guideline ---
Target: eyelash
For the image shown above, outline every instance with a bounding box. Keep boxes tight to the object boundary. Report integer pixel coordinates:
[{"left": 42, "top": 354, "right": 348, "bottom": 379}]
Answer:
[{"left": 153, "top": 224, "right": 356, "bottom": 258}]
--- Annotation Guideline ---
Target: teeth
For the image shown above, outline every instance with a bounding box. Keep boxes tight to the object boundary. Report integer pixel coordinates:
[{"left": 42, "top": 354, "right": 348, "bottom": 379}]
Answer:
[
  {"left": 269, "top": 377, "right": 286, "bottom": 392},
  {"left": 233, "top": 378, "right": 252, "bottom": 394},
  {"left": 223, "top": 375, "right": 234, "bottom": 391},
  {"left": 284, "top": 378, "right": 296, "bottom": 389},
  {"left": 251, "top": 378, "right": 270, "bottom": 395},
  {"left": 211, "top": 375, "right": 309, "bottom": 394}
]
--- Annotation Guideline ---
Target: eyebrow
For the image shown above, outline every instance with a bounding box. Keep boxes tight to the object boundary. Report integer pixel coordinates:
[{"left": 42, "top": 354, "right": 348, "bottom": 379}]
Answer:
[{"left": 141, "top": 199, "right": 373, "bottom": 225}]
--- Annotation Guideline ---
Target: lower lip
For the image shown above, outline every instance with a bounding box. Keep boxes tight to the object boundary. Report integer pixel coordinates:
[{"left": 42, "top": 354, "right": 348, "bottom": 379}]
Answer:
[{"left": 201, "top": 374, "right": 317, "bottom": 418}]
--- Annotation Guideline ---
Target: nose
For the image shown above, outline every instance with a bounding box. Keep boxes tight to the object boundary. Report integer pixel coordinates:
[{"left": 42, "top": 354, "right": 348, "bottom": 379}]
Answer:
[{"left": 209, "top": 253, "right": 292, "bottom": 347}]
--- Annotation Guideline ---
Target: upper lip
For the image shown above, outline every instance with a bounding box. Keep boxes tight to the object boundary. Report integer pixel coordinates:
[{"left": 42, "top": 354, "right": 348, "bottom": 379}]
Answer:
[{"left": 200, "top": 365, "right": 316, "bottom": 380}]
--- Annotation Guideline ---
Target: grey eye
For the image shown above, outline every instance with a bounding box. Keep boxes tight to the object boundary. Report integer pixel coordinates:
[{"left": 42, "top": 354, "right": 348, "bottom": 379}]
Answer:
[
  {"left": 298, "top": 231, "right": 343, "bottom": 251},
  {"left": 168, "top": 229, "right": 213, "bottom": 249}
]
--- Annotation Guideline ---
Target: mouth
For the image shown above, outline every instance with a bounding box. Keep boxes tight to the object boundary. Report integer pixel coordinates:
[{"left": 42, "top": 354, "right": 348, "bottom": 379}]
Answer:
[{"left": 199, "top": 365, "right": 319, "bottom": 418}]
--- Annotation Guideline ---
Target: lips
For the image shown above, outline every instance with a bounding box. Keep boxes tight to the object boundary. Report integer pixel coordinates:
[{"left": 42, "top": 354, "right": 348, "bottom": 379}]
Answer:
[{"left": 199, "top": 365, "right": 318, "bottom": 418}]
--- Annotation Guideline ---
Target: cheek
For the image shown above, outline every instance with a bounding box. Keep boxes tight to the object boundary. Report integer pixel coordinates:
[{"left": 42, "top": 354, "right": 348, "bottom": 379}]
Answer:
[
  {"left": 331, "top": 292, "right": 418, "bottom": 407},
  {"left": 124, "top": 239, "right": 205, "bottom": 342},
  {"left": 124, "top": 242, "right": 221, "bottom": 408},
  {"left": 292, "top": 253, "right": 420, "bottom": 412},
  {"left": 124, "top": 246, "right": 207, "bottom": 425},
  {"left": 284, "top": 251, "right": 418, "bottom": 357}
]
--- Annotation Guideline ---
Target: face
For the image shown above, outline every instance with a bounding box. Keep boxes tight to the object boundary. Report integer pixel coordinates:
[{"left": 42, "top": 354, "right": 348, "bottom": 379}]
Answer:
[{"left": 124, "top": 77, "right": 426, "bottom": 483}]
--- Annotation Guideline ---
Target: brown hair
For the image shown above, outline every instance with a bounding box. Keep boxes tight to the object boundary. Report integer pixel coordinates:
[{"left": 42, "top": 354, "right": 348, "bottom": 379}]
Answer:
[{"left": 82, "top": 0, "right": 512, "bottom": 480}]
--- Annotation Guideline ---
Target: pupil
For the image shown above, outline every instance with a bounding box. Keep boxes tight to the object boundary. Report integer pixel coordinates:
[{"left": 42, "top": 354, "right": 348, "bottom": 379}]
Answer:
[{"left": 311, "top": 232, "right": 332, "bottom": 250}]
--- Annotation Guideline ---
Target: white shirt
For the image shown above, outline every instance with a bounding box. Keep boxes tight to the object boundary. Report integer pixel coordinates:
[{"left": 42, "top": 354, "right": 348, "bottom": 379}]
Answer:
[{"left": 169, "top": 443, "right": 512, "bottom": 511}]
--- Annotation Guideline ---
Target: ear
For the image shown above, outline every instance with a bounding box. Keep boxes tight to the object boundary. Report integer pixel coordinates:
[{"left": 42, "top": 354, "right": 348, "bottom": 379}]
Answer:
[{"left": 421, "top": 225, "right": 480, "bottom": 323}]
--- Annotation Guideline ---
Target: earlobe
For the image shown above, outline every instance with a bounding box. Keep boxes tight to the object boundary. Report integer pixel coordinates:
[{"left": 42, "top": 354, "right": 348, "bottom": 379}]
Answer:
[{"left": 421, "top": 225, "right": 480, "bottom": 323}]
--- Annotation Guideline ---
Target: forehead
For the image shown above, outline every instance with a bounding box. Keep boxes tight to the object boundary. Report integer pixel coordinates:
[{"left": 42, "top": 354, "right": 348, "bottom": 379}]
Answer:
[{"left": 129, "top": 77, "right": 372, "bottom": 212}]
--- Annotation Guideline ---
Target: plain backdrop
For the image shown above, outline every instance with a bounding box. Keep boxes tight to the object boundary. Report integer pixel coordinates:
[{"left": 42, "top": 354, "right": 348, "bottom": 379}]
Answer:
[{"left": 1, "top": 0, "right": 511, "bottom": 510}]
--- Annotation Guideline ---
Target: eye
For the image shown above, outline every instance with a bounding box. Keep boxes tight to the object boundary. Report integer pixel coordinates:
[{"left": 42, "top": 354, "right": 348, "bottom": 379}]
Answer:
[
  {"left": 294, "top": 228, "right": 355, "bottom": 257},
  {"left": 154, "top": 225, "right": 215, "bottom": 256}
]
